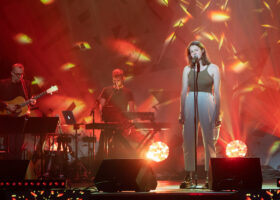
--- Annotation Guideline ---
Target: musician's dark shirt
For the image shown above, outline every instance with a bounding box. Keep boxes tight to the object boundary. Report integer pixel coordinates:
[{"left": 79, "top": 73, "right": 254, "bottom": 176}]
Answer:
[
  {"left": 100, "top": 86, "right": 134, "bottom": 112},
  {"left": 0, "top": 78, "right": 31, "bottom": 111}
]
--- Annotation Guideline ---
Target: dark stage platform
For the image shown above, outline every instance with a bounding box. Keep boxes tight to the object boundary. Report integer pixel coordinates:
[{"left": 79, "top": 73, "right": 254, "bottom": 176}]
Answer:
[{"left": 3, "top": 180, "right": 279, "bottom": 200}]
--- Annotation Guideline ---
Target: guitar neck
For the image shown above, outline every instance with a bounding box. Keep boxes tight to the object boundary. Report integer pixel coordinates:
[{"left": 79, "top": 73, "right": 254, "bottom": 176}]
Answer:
[{"left": 20, "top": 91, "right": 47, "bottom": 107}]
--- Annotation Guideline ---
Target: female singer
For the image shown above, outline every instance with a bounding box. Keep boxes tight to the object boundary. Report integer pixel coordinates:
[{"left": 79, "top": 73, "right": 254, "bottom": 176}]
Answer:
[{"left": 180, "top": 41, "right": 221, "bottom": 188}]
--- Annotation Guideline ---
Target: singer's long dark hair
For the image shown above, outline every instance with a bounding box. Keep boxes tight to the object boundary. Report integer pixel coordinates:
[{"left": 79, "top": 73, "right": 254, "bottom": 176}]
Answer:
[{"left": 185, "top": 41, "right": 211, "bottom": 68}]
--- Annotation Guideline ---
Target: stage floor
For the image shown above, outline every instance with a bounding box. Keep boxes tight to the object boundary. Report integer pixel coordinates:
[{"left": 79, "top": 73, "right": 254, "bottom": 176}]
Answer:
[
  {"left": 72, "top": 179, "right": 279, "bottom": 200},
  {"left": 4, "top": 179, "right": 279, "bottom": 199}
]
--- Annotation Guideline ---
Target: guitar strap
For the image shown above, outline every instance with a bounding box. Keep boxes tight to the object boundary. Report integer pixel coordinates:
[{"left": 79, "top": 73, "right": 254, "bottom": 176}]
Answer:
[{"left": 20, "top": 78, "right": 29, "bottom": 101}]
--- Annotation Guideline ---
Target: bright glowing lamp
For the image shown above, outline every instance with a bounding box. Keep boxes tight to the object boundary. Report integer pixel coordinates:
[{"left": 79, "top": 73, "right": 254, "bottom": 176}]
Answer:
[
  {"left": 226, "top": 140, "right": 247, "bottom": 157},
  {"left": 146, "top": 142, "right": 169, "bottom": 162}
]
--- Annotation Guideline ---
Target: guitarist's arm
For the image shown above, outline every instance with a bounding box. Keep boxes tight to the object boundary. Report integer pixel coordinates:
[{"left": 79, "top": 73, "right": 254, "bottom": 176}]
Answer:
[
  {"left": 0, "top": 100, "right": 18, "bottom": 113},
  {"left": 30, "top": 98, "right": 36, "bottom": 106},
  {"left": 25, "top": 80, "right": 36, "bottom": 106},
  {"left": 0, "top": 100, "right": 17, "bottom": 113},
  {"left": 0, "top": 100, "right": 7, "bottom": 111}
]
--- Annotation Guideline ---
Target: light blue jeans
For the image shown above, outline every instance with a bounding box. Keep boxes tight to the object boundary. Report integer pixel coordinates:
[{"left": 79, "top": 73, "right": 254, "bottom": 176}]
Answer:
[{"left": 182, "top": 92, "right": 217, "bottom": 171}]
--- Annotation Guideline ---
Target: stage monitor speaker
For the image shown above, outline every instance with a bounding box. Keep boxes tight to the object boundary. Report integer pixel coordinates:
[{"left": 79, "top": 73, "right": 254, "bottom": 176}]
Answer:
[
  {"left": 0, "top": 160, "right": 29, "bottom": 180},
  {"left": 209, "top": 157, "right": 262, "bottom": 191},
  {"left": 94, "top": 159, "right": 157, "bottom": 192}
]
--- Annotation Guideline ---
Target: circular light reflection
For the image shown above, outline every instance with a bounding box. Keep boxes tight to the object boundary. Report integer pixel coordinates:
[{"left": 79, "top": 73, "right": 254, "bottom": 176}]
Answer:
[
  {"left": 146, "top": 141, "right": 169, "bottom": 162},
  {"left": 226, "top": 140, "right": 247, "bottom": 157}
]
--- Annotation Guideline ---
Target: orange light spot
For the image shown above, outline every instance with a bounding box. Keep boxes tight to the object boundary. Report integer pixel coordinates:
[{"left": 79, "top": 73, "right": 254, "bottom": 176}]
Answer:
[
  {"left": 180, "top": 0, "right": 189, "bottom": 5},
  {"left": 88, "top": 88, "right": 95, "bottom": 94},
  {"left": 263, "top": 1, "right": 272, "bottom": 11},
  {"left": 202, "top": 32, "right": 215, "bottom": 41},
  {"left": 226, "top": 140, "right": 247, "bottom": 157},
  {"left": 231, "top": 44, "right": 237, "bottom": 54},
  {"left": 268, "top": 141, "right": 280, "bottom": 156},
  {"left": 266, "top": 190, "right": 273, "bottom": 196},
  {"left": 157, "top": 0, "right": 168, "bottom": 6},
  {"left": 230, "top": 60, "right": 249, "bottom": 73},
  {"left": 261, "top": 31, "right": 268, "bottom": 39},
  {"left": 173, "top": 16, "right": 191, "bottom": 27},
  {"left": 74, "top": 41, "right": 92, "bottom": 50},
  {"left": 61, "top": 62, "right": 76, "bottom": 71},
  {"left": 261, "top": 24, "right": 278, "bottom": 29},
  {"left": 221, "top": 0, "right": 229, "bottom": 10},
  {"left": 40, "top": 0, "right": 55, "bottom": 5},
  {"left": 263, "top": 1, "right": 274, "bottom": 18},
  {"left": 180, "top": 4, "right": 193, "bottom": 18},
  {"left": 219, "top": 33, "right": 225, "bottom": 50},
  {"left": 221, "top": 61, "right": 225, "bottom": 73},
  {"left": 146, "top": 142, "right": 169, "bottom": 162},
  {"left": 196, "top": 1, "right": 204, "bottom": 9},
  {"left": 239, "top": 85, "right": 255, "bottom": 93},
  {"left": 124, "top": 75, "right": 134, "bottom": 83},
  {"left": 195, "top": 35, "right": 203, "bottom": 41},
  {"left": 83, "top": 116, "right": 93, "bottom": 123},
  {"left": 270, "top": 76, "right": 280, "bottom": 83},
  {"left": 192, "top": 26, "right": 204, "bottom": 33},
  {"left": 201, "top": 0, "right": 211, "bottom": 13},
  {"left": 30, "top": 192, "right": 37, "bottom": 197},
  {"left": 32, "top": 76, "right": 45, "bottom": 87},
  {"left": 14, "top": 33, "right": 32, "bottom": 44},
  {"left": 257, "top": 79, "right": 264, "bottom": 85},
  {"left": 138, "top": 95, "right": 158, "bottom": 112},
  {"left": 110, "top": 39, "right": 150, "bottom": 62},
  {"left": 125, "top": 61, "right": 134, "bottom": 66},
  {"left": 210, "top": 32, "right": 219, "bottom": 42},
  {"left": 165, "top": 32, "right": 176, "bottom": 44},
  {"left": 57, "top": 193, "right": 64, "bottom": 197},
  {"left": 208, "top": 11, "right": 230, "bottom": 22}
]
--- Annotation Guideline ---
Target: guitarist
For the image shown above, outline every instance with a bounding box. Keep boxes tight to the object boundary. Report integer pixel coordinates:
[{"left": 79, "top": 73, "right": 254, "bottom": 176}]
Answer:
[{"left": 0, "top": 63, "right": 36, "bottom": 159}]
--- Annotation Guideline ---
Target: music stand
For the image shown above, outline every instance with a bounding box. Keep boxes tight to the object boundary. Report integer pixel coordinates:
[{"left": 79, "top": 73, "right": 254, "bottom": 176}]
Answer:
[
  {"left": 24, "top": 117, "right": 59, "bottom": 179},
  {"left": 24, "top": 117, "right": 59, "bottom": 135},
  {"left": 0, "top": 116, "right": 26, "bottom": 158},
  {"left": 62, "top": 110, "right": 79, "bottom": 160},
  {"left": 62, "top": 111, "right": 88, "bottom": 180},
  {"left": 0, "top": 160, "right": 30, "bottom": 180},
  {"left": 0, "top": 116, "right": 26, "bottom": 134}
]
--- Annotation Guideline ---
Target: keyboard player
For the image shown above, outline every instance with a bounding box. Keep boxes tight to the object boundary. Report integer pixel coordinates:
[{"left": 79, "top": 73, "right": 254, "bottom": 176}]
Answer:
[{"left": 96, "top": 68, "right": 135, "bottom": 159}]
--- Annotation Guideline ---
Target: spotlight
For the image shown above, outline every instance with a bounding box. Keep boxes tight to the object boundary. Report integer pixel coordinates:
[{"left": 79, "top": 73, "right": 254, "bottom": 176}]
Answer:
[
  {"left": 226, "top": 140, "right": 247, "bottom": 157},
  {"left": 146, "top": 141, "right": 169, "bottom": 162}
]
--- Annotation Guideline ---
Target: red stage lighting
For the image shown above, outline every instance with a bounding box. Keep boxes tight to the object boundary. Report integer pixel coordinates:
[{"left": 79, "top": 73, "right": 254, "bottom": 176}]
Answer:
[
  {"left": 226, "top": 140, "right": 247, "bottom": 157},
  {"left": 0, "top": 180, "right": 66, "bottom": 189}
]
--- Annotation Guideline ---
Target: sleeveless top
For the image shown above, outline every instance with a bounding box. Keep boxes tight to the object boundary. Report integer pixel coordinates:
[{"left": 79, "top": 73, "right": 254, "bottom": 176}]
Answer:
[{"left": 188, "top": 65, "right": 213, "bottom": 93}]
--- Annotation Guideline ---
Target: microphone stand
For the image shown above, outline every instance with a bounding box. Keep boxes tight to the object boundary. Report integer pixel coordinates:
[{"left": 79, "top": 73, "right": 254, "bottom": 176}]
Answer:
[{"left": 193, "top": 60, "right": 200, "bottom": 187}]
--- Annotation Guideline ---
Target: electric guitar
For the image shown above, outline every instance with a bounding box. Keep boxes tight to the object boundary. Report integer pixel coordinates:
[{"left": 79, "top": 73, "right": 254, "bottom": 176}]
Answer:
[{"left": 0, "top": 85, "right": 58, "bottom": 117}]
